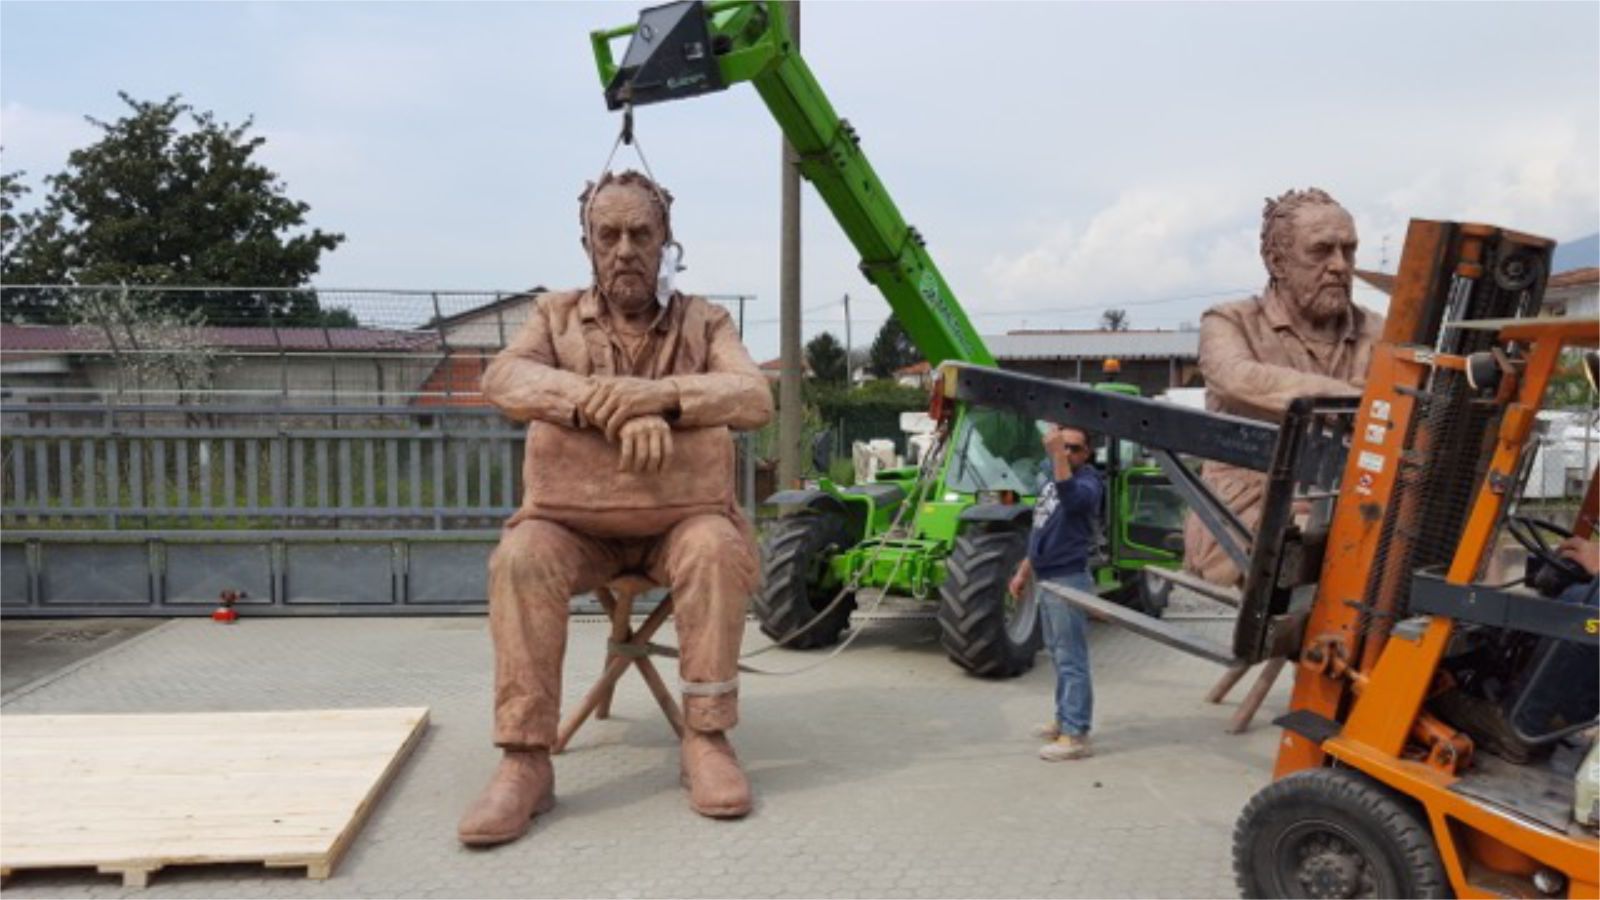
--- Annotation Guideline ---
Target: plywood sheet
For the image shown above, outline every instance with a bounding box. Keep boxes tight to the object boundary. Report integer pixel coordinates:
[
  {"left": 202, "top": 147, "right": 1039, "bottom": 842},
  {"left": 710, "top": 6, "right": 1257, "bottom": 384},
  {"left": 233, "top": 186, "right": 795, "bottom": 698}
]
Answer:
[{"left": 1, "top": 707, "right": 428, "bottom": 887}]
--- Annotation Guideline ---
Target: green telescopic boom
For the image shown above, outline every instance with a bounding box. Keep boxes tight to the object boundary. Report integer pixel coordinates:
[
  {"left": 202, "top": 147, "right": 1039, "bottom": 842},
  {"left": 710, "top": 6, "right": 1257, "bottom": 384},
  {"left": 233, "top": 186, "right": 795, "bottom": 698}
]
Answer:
[{"left": 590, "top": 0, "right": 996, "bottom": 368}]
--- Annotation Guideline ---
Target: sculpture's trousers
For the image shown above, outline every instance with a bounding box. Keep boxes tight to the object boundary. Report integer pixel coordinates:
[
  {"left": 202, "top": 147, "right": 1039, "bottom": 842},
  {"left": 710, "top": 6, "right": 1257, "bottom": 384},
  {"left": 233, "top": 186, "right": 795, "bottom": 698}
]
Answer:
[{"left": 488, "top": 514, "right": 759, "bottom": 749}]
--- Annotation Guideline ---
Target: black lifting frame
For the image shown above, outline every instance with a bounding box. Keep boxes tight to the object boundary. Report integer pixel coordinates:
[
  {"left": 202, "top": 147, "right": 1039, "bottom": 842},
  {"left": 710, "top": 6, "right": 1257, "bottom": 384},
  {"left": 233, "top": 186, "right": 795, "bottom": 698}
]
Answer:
[{"left": 943, "top": 363, "right": 1360, "bottom": 663}]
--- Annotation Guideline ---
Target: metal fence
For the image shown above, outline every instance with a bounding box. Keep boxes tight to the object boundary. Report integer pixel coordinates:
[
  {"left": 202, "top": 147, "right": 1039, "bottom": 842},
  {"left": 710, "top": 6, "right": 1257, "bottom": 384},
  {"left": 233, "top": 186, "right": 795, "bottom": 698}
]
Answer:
[
  {"left": 0, "top": 285, "right": 762, "bottom": 617},
  {"left": 0, "top": 285, "right": 755, "bottom": 406}
]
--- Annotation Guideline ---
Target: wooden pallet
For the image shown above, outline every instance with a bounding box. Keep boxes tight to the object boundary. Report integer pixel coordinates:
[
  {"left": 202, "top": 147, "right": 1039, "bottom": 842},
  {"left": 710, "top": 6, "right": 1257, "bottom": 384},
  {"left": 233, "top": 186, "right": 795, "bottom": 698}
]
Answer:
[{"left": 1, "top": 707, "right": 429, "bottom": 887}]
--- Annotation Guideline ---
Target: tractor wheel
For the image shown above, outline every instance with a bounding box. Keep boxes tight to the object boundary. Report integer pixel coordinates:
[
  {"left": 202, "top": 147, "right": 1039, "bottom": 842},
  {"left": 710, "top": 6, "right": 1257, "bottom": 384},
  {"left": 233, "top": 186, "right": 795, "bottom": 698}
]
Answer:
[
  {"left": 938, "top": 529, "right": 1041, "bottom": 678},
  {"left": 1108, "top": 571, "right": 1167, "bottom": 619},
  {"left": 754, "top": 515, "right": 856, "bottom": 650},
  {"left": 1234, "top": 768, "right": 1448, "bottom": 899}
]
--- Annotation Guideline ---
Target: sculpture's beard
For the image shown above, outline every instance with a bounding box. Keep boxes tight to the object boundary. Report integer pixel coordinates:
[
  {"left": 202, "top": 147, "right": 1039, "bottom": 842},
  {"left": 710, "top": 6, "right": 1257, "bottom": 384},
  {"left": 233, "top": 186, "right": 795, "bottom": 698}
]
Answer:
[
  {"left": 601, "top": 266, "right": 655, "bottom": 314},
  {"left": 1284, "top": 274, "right": 1351, "bottom": 327},
  {"left": 1304, "top": 283, "right": 1351, "bottom": 323}
]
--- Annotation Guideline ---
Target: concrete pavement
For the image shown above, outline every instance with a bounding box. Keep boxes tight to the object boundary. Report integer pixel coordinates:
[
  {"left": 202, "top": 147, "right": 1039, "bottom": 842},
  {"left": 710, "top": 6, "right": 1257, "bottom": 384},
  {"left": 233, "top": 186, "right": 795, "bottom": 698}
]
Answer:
[{"left": 0, "top": 607, "right": 1285, "bottom": 898}]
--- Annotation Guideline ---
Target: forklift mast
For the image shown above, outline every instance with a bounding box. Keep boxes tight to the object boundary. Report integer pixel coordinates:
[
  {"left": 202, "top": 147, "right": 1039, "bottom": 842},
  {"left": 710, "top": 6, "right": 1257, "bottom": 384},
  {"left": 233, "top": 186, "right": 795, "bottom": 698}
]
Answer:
[{"left": 590, "top": 0, "right": 995, "bottom": 369}]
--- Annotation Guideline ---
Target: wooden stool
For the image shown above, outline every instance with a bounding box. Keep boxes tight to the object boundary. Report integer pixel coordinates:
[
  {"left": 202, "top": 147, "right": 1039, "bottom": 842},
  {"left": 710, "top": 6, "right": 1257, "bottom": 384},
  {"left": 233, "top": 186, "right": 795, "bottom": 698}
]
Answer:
[{"left": 553, "top": 575, "right": 684, "bottom": 754}]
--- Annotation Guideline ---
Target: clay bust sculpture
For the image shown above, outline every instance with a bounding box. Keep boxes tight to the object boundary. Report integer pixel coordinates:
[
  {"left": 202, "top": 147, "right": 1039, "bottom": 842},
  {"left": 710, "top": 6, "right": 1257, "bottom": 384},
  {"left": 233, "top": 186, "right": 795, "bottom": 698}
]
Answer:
[
  {"left": 1183, "top": 188, "right": 1385, "bottom": 586},
  {"left": 458, "top": 171, "right": 773, "bottom": 846}
]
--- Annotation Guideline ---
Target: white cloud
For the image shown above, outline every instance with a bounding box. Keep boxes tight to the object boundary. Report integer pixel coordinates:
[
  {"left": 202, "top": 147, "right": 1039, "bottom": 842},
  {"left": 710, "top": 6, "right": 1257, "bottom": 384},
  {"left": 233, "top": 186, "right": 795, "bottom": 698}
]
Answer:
[{"left": 982, "top": 185, "right": 1261, "bottom": 318}]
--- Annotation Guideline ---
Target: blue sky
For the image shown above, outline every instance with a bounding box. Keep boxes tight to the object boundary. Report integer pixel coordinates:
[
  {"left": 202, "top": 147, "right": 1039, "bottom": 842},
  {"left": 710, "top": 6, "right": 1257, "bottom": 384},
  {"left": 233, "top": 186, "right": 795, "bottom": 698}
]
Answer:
[{"left": 4, "top": 1, "right": 1597, "bottom": 359}]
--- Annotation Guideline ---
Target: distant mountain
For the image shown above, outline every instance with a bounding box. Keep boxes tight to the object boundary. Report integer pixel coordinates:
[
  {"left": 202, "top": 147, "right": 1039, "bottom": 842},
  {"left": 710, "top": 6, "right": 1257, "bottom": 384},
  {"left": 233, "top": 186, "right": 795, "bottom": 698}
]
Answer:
[{"left": 1553, "top": 233, "right": 1599, "bottom": 272}]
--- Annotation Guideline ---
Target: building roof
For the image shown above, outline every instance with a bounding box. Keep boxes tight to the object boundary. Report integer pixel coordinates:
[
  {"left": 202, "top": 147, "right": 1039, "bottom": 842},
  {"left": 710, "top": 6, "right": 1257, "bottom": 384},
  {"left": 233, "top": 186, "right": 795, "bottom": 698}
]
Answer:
[
  {"left": 758, "top": 357, "right": 812, "bottom": 374},
  {"left": 894, "top": 361, "right": 931, "bottom": 376},
  {"left": 1355, "top": 266, "right": 1596, "bottom": 295},
  {"left": 1550, "top": 267, "right": 1598, "bottom": 289},
  {"left": 429, "top": 289, "right": 543, "bottom": 329},
  {"left": 984, "top": 329, "right": 1199, "bottom": 361},
  {"left": 0, "top": 324, "right": 439, "bottom": 354},
  {"left": 1354, "top": 268, "right": 1395, "bottom": 294}
]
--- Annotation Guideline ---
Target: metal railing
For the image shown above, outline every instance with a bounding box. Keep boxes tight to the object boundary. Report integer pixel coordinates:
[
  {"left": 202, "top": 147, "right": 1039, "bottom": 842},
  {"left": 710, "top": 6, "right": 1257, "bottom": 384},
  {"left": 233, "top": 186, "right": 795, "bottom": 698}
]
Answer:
[{"left": 1, "top": 402, "right": 759, "bottom": 530}]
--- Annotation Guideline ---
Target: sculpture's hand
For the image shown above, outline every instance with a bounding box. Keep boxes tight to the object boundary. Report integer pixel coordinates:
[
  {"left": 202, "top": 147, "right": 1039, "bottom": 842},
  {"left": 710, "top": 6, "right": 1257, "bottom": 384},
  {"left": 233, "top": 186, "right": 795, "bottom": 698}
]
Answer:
[
  {"left": 581, "top": 378, "right": 678, "bottom": 441},
  {"left": 617, "top": 415, "right": 674, "bottom": 474}
]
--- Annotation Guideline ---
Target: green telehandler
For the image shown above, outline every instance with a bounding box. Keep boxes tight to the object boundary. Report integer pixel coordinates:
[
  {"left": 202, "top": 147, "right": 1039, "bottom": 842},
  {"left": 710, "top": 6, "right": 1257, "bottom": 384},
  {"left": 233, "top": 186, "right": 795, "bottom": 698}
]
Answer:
[{"left": 590, "top": 0, "right": 1188, "bottom": 676}]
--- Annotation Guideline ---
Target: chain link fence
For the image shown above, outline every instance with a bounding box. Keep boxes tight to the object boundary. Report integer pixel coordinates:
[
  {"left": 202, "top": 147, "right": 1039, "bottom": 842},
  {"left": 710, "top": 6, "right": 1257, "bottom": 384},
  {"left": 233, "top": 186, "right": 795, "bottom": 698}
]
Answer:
[
  {"left": 0, "top": 285, "right": 755, "bottom": 407},
  {"left": 1, "top": 285, "right": 765, "bottom": 533}
]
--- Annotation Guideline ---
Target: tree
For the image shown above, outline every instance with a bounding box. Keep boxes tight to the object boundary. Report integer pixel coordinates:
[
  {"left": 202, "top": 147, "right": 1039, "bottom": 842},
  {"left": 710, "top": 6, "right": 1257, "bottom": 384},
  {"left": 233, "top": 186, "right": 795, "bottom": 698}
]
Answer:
[
  {"left": 805, "top": 331, "right": 848, "bottom": 384},
  {"left": 1100, "top": 308, "right": 1129, "bottom": 331},
  {"left": 868, "top": 317, "right": 919, "bottom": 378},
  {"left": 1, "top": 93, "right": 344, "bottom": 324},
  {"left": 1, "top": 167, "right": 27, "bottom": 265}
]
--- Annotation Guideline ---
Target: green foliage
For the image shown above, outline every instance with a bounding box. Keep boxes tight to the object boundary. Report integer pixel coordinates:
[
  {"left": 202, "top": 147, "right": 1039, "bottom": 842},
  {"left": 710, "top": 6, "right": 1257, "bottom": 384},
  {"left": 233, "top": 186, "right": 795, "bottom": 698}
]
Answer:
[
  {"left": 1100, "top": 308, "right": 1129, "bottom": 331},
  {"left": 826, "top": 456, "right": 856, "bottom": 486},
  {"left": 868, "top": 316, "right": 919, "bottom": 377},
  {"left": 1, "top": 166, "right": 27, "bottom": 266},
  {"left": 805, "top": 330, "right": 848, "bottom": 384},
  {"left": 1546, "top": 348, "right": 1599, "bottom": 410},
  {"left": 1, "top": 93, "right": 345, "bottom": 324},
  {"left": 811, "top": 379, "right": 930, "bottom": 457}
]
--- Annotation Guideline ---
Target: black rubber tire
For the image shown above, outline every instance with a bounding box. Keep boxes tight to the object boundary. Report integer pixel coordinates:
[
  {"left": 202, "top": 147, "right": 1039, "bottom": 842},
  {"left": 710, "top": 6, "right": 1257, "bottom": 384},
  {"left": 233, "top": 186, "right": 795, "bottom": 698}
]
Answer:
[
  {"left": 937, "top": 529, "right": 1041, "bottom": 678},
  {"left": 1107, "top": 571, "right": 1167, "bottom": 619},
  {"left": 1234, "top": 768, "right": 1450, "bottom": 899},
  {"left": 753, "top": 515, "right": 856, "bottom": 650}
]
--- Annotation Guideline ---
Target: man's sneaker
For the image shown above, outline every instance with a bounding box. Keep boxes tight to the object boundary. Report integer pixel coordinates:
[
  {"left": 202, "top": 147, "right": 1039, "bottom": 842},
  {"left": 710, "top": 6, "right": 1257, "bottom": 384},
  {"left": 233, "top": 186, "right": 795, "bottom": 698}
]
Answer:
[
  {"left": 1039, "top": 734, "right": 1092, "bottom": 761},
  {"left": 1033, "top": 722, "right": 1061, "bottom": 740}
]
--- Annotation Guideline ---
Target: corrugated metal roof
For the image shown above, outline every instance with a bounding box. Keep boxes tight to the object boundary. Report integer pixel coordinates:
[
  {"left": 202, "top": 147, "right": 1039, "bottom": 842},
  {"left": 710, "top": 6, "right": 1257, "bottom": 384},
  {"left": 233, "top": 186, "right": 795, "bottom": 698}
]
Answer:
[{"left": 983, "top": 330, "right": 1199, "bottom": 361}]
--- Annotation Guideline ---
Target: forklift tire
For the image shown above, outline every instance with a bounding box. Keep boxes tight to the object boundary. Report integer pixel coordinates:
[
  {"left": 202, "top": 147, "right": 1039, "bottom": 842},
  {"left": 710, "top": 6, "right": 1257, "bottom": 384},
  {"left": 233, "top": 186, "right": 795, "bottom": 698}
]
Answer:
[
  {"left": 1234, "top": 768, "right": 1449, "bottom": 899},
  {"left": 938, "top": 529, "right": 1041, "bottom": 678},
  {"left": 754, "top": 515, "right": 856, "bottom": 650}
]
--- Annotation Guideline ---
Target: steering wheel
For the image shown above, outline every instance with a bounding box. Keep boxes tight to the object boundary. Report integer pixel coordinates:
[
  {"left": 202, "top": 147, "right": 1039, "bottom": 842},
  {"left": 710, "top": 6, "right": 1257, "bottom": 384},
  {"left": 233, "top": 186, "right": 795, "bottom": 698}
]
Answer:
[{"left": 1505, "top": 514, "right": 1590, "bottom": 589}]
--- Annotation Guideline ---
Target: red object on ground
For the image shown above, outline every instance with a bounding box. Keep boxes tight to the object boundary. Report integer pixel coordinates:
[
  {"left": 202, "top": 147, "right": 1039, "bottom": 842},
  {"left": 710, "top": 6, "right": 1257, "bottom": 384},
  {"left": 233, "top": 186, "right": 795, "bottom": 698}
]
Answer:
[{"left": 212, "top": 590, "right": 242, "bottom": 624}]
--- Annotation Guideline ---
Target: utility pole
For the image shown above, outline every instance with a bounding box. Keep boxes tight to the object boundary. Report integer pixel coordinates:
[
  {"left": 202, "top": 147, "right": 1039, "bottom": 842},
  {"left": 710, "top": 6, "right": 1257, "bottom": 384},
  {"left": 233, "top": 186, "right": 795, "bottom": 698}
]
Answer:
[
  {"left": 777, "top": 0, "right": 804, "bottom": 488},
  {"left": 842, "top": 292, "right": 852, "bottom": 385}
]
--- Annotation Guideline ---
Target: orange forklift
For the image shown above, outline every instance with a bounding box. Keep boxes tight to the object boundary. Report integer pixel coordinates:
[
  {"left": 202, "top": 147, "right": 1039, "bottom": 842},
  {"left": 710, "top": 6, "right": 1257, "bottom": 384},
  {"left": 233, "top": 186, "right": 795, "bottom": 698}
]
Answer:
[{"left": 943, "top": 219, "right": 1599, "bottom": 897}]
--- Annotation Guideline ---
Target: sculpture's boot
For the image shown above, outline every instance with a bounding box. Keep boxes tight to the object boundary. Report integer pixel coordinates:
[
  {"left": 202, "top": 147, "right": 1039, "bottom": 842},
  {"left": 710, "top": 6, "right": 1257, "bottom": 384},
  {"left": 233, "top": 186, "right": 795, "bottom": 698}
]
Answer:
[
  {"left": 680, "top": 728, "right": 752, "bottom": 818},
  {"left": 457, "top": 749, "right": 556, "bottom": 846}
]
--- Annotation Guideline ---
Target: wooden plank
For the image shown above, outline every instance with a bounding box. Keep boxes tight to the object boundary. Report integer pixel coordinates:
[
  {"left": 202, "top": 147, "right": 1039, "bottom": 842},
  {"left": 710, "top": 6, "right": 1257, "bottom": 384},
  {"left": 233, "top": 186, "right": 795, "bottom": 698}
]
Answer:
[{"left": 0, "top": 708, "right": 428, "bottom": 887}]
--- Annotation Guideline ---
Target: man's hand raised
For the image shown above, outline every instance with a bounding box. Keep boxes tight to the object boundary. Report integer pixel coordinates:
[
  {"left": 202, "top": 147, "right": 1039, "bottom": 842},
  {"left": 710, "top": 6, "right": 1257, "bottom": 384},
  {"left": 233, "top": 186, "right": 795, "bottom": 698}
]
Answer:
[
  {"left": 581, "top": 378, "right": 679, "bottom": 441},
  {"left": 617, "top": 415, "right": 674, "bottom": 475}
]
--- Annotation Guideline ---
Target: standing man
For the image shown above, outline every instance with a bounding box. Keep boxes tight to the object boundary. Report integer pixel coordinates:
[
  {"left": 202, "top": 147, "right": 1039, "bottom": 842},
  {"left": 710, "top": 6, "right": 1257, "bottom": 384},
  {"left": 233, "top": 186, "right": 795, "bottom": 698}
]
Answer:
[
  {"left": 1010, "top": 424, "right": 1104, "bottom": 761},
  {"left": 1184, "top": 188, "right": 1384, "bottom": 586},
  {"left": 459, "top": 170, "right": 773, "bottom": 846}
]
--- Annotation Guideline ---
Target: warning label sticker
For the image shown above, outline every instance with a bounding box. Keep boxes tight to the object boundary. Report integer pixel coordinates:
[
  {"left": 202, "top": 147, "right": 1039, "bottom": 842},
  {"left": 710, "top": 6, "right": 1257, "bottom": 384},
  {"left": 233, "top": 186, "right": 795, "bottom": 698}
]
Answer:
[
  {"left": 1358, "top": 451, "right": 1385, "bottom": 473},
  {"left": 1370, "top": 400, "right": 1392, "bottom": 423}
]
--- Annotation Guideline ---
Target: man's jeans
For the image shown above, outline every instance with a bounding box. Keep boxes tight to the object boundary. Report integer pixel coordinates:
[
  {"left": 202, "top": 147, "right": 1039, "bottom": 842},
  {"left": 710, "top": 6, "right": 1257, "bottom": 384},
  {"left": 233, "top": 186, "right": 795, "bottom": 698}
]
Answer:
[{"left": 1037, "top": 571, "right": 1095, "bottom": 737}]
